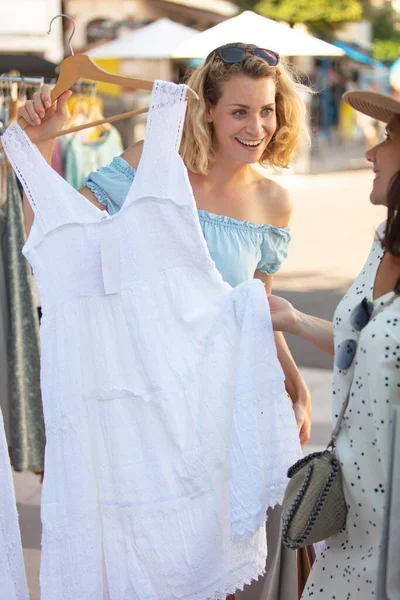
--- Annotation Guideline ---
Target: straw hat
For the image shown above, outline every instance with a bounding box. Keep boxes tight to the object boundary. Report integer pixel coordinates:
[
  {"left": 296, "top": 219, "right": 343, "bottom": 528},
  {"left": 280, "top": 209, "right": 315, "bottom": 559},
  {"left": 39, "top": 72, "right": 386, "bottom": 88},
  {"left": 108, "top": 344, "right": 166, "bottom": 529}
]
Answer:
[{"left": 343, "top": 90, "right": 400, "bottom": 123}]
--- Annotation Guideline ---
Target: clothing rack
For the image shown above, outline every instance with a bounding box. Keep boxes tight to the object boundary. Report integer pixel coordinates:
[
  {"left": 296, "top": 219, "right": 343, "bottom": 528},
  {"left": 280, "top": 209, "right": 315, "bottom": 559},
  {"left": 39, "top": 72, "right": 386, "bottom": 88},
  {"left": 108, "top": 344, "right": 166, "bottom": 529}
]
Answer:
[
  {"left": 0, "top": 75, "right": 44, "bottom": 86},
  {"left": 0, "top": 75, "right": 44, "bottom": 138}
]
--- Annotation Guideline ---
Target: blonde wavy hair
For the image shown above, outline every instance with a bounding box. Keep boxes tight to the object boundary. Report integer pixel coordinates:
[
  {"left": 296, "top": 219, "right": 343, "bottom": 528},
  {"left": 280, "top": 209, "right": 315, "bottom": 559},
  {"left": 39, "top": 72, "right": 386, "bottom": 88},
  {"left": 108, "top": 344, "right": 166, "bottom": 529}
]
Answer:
[{"left": 180, "top": 42, "right": 309, "bottom": 174}]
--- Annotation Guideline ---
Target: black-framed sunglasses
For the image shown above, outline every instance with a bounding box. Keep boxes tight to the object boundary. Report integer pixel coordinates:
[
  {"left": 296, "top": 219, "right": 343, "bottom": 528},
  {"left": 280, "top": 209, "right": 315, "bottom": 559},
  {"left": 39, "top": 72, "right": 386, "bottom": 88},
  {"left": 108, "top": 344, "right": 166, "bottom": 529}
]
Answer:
[
  {"left": 214, "top": 46, "right": 280, "bottom": 67},
  {"left": 335, "top": 297, "right": 374, "bottom": 372}
]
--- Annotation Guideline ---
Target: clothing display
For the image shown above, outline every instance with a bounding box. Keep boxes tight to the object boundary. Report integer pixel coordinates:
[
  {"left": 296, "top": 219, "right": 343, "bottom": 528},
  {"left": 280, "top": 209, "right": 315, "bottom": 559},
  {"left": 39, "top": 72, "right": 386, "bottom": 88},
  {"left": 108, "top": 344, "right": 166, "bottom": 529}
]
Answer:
[
  {"left": 51, "top": 138, "right": 64, "bottom": 178},
  {"left": 60, "top": 126, "right": 123, "bottom": 189},
  {"left": 4, "top": 170, "right": 45, "bottom": 473},
  {"left": 2, "top": 80, "right": 301, "bottom": 600},
  {"left": 0, "top": 405, "right": 29, "bottom": 600},
  {"left": 0, "top": 204, "right": 9, "bottom": 445},
  {"left": 85, "top": 156, "right": 292, "bottom": 287},
  {"left": 0, "top": 152, "right": 7, "bottom": 206},
  {"left": 302, "top": 223, "right": 400, "bottom": 599}
]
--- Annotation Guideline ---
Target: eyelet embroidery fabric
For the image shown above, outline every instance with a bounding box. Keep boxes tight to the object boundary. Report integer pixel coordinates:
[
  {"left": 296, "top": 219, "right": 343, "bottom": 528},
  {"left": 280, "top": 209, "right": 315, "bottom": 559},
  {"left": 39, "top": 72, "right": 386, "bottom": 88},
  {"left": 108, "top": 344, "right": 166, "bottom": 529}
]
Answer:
[
  {"left": 0, "top": 408, "right": 29, "bottom": 600},
  {"left": 2, "top": 80, "right": 302, "bottom": 600}
]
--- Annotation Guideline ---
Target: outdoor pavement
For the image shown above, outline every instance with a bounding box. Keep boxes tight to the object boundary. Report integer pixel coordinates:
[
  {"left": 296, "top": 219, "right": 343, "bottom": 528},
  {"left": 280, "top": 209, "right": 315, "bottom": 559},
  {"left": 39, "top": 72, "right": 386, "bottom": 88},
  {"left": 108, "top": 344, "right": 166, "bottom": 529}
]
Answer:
[
  {"left": 13, "top": 166, "right": 386, "bottom": 599},
  {"left": 308, "top": 136, "right": 370, "bottom": 175}
]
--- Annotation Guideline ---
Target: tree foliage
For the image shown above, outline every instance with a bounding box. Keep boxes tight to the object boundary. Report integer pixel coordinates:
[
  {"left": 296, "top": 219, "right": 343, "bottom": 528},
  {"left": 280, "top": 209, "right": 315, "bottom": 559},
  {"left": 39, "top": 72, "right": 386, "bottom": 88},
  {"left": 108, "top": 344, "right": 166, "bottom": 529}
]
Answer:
[
  {"left": 372, "top": 1, "right": 400, "bottom": 63},
  {"left": 234, "top": 0, "right": 258, "bottom": 9},
  {"left": 254, "top": 0, "right": 363, "bottom": 27},
  {"left": 373, "top": 39, "right": 400, "bottom": 62}
]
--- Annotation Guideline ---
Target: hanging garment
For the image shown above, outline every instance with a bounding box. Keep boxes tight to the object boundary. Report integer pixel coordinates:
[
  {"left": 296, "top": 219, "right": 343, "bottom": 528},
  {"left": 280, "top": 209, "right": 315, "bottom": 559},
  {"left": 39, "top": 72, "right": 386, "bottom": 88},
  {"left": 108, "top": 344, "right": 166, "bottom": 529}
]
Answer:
[
  {"left": 0, "top": 205, "right": 10, "bottom": 445},
  {"left": 84, "top": 148, "right": 300, "bottom": 600},
  {"left": 4, "top": 170, "right": 45, "bottom": 472},
  {"left": 61, "top": 126, "right": 123, "bottom": 189},
  {"left": 2, "top": 81, "right": 302, "bottom": 600},
  {"left": 0, "top": 405, "right": 29, "bottom": 600},
  {"left": 0, "top": 152, "right": 7, "bottom": 207},
  {"left": 83, "top": 151, "right": 299, "bottom": 600},
  {"left": 51, "top": 138, "right": 64, "bottom": 178}
]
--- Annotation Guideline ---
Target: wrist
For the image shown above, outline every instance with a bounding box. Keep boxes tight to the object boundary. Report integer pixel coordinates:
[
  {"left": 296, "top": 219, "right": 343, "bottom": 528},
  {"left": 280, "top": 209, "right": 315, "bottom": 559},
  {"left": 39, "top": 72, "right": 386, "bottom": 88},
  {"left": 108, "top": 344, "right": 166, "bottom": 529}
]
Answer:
[
  {"left": 36, "top": 140, "right": 55, "bottom": 164},
  {"left": 285, "top": 372, "right": 306, "bottom": 396},
  {"left": 281, "top": 358, "right": 306, "bottom": 397},
  {"left": 290, "top": 309, "right": 308, "bottom": 337},
  {"left": 287, "top": 377, "right": 311, "bottom": 410}
]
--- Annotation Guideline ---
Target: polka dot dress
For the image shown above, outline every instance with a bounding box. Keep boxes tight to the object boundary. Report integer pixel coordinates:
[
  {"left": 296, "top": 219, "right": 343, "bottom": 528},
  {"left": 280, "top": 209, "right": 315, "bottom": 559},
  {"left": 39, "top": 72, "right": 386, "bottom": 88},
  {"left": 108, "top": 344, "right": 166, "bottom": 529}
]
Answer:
[{"left": 302, "top": 222, "right": 400, "bottom": 599}]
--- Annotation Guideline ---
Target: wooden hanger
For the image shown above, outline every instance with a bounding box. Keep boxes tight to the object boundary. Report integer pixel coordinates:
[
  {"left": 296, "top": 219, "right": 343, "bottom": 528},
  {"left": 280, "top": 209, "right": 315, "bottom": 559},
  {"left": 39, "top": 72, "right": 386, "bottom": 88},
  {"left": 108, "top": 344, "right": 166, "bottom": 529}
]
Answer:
[
  {"left": 18, "top": 54, "right": 197, "bottom": 124},
  {"left": 37, "top": 106, "right": 149, "bottom": 142},
  {"left": 0, "top": 14, "right": 197, "bottom": 149},
  {"left": 0, "top": 54, "right": 197, "bottom": 148}
]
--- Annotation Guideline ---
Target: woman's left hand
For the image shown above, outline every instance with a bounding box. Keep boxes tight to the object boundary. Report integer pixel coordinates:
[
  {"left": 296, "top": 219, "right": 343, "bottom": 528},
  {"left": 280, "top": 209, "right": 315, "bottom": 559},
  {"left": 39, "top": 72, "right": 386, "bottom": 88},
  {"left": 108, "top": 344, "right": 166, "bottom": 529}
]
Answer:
[{"left": 289, "top": 381, "right": 312, "bottom": 449}]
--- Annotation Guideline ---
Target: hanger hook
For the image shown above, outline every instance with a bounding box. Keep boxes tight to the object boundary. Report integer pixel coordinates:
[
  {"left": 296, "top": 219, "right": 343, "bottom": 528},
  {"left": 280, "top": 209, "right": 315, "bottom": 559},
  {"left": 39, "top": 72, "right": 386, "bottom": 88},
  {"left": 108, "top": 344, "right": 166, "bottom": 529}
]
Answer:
[
  {"left": 2, "top": 75, "right": 11, "bottom": 100},
  {"left": 0, "top": 75, "right": 11, "bottom": 105},
  {"left": 91, "top": 82, "right": 97, "bottom": 102},
  {"left": 18, "top": 75, "right": 26, "bottom": 100},
  {"left": 48, "top": 14, "right": 76, "bottom": 56}
]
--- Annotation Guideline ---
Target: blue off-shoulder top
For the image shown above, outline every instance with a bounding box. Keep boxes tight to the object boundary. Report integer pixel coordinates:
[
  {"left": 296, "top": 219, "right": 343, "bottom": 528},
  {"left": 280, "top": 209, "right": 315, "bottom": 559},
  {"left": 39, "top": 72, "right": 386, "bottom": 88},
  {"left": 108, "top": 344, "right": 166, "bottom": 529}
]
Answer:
[{"left": 84, "top": 156, "right": 291, "bottom": 288}]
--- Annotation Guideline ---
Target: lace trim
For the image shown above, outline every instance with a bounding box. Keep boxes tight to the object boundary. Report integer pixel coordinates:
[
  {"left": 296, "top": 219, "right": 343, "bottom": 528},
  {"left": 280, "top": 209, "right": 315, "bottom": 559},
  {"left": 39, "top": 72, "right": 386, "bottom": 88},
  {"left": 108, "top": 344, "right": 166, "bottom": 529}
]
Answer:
[
  {"left": 185, "top": 560, "right": 266, "bottom": 600},
  {"left": 127, "top": 80, "right": 188, "bottom": 204},
  {"left": 2, "top": 124, "right": 48, "bottom": 231},
  {"left": 150, "top": 80, "right": 187, "bottom": 152},
  {"left": 0, "top": 409, "right": 29, "bottom": 599},
  {"left": 2, "top": 123, "right": 103, "bottom": 244}
]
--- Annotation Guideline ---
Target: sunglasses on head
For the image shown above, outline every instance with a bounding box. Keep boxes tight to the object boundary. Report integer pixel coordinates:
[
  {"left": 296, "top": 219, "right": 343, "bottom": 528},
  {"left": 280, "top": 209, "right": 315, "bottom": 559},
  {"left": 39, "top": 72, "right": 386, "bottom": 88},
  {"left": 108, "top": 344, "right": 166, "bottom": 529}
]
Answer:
[
  {"left": 335, "top": 297, "right": 374, "bottom": 372},
  {"left": 214, "top": 46, "right": 280, "bottom": 67}
]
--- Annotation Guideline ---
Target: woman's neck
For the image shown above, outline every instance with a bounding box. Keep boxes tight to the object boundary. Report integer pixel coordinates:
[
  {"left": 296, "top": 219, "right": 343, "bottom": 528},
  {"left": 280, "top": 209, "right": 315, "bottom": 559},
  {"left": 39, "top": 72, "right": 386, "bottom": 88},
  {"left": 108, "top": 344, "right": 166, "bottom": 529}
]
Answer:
[
  {"left": 373, "top": 250, "right": 400, "bottom": 300},
  {"left": 201, "top": 156, "right": 257, "bottom": 190}
]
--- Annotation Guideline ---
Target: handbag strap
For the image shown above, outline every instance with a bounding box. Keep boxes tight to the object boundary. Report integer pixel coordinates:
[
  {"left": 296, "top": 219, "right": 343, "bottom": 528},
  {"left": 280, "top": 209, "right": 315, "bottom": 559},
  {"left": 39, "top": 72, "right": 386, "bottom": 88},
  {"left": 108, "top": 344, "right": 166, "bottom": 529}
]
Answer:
[{"left": 327, "top": 387, "right": 351, "bottom": 450}]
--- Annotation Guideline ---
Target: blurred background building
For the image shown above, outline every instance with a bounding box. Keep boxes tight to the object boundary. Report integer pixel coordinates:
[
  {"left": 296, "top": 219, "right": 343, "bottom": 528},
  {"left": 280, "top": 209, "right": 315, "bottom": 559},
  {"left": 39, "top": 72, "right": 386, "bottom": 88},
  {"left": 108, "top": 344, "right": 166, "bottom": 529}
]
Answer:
[{"left": 0, "top": 0, "right": 399, "bottom": 169}]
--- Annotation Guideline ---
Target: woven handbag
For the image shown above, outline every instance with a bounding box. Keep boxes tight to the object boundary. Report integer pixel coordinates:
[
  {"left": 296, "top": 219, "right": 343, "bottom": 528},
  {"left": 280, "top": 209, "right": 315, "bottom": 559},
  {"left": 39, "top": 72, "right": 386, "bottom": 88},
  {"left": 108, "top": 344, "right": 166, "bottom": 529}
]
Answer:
[{"left": 281, "top": 388, "right": 350, "bottom": 550}]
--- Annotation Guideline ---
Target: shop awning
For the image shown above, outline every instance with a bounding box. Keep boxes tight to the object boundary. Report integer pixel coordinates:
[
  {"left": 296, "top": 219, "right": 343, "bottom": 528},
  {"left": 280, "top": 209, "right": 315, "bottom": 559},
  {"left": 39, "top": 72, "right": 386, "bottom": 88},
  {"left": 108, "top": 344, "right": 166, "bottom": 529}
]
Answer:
[
  {"left": 88, "top": 18, "right": 198, "bottom": 59},
  {"left": 172, "top": 11, "right": 344, "bottom": 58},
  {"left": 0, "top": 54, "right": 58, "bottom": 78},
  {"left": 333, "top": 41, "right": 387, "bottom": 69}
]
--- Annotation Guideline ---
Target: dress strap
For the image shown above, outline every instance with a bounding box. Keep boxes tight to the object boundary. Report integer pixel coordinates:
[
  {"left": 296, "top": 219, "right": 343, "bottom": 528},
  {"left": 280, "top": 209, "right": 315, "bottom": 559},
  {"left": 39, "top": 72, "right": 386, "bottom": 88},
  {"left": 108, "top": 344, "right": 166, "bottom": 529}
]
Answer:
[
  {"left": 125, "top": 80, "right": 189, "bottom": 205},
  {"left": 2, "top": 124, "right": 103, "bottom": 235},
  {"left": 2, "top": 123, "right": 52, "bottom": 231}
]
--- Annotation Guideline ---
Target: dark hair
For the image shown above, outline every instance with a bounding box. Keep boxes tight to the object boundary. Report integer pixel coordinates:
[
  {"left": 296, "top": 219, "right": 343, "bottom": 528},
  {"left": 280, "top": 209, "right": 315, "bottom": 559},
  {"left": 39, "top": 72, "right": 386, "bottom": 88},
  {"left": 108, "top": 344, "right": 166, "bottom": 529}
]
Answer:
[{"left": 382, "top": 171, "right": 400, "bottom": 293}]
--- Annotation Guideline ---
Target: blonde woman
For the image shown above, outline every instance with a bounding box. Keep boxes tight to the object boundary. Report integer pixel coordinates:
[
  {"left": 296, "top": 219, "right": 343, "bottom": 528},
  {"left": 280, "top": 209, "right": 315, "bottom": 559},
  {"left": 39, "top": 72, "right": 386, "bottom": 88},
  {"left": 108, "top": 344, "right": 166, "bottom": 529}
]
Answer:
[{"left": 19, "top": 42, "right": 311, "bottom": 598}]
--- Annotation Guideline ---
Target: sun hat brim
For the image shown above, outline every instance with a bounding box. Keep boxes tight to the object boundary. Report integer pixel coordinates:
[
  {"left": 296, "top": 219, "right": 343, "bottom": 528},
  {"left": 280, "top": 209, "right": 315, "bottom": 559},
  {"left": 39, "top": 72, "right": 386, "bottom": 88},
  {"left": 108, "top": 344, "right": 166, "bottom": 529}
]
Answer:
[{"left": 343, "top": 90, "right": 400, "bottom": 124}]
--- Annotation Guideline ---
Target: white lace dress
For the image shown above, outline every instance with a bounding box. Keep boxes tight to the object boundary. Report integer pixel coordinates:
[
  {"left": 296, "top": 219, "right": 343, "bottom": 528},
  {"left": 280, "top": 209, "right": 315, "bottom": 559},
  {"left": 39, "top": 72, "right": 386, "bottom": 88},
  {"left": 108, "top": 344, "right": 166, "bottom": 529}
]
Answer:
[
  {"left": 302, "top": 223, "right": 400, "bottom": 599},
  {"left": 0, "top": 407, "right": 29, "bottom": 600},
  {"left": 3, "top": 81, "right": 301, "bottom": 600}
]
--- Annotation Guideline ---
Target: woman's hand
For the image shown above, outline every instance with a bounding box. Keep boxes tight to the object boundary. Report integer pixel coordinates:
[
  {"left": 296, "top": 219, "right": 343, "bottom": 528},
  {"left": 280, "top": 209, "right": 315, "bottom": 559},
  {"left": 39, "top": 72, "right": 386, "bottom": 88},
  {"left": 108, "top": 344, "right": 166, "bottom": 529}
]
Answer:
[
  {"left": 17, "top": 84, "right": 71, "bottom": 145},
  {"left": 268, "top": 295, "right": 312, "bottom": 447},
  {"left": 290, "top": 381, "right": 312, "bottom": 449},
  {"left": 268, "top": 294, "right": 299, "bottom": 334}
]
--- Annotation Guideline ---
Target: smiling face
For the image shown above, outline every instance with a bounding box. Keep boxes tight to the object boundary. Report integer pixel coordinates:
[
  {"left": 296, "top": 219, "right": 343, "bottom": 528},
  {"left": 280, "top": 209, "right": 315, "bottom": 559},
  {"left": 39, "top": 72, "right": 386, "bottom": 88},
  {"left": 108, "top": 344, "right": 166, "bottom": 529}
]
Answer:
[
  {"left": 366, "top": 115, "right": 400, "bottom": 206},
  {"left": 207, "top": 75, "right": 277, "bottom": 165}
]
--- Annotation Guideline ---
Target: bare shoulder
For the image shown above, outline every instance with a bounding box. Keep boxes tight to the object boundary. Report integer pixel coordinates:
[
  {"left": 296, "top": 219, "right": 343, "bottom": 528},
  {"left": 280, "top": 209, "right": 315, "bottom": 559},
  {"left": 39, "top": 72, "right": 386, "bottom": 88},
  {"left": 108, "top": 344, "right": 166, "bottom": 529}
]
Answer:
[
  {"left": 258, "top": 176, "right": 293, "bottom": 228},
  {"left": 121, "top": 140, "right": 144, "bottom": 169}
]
